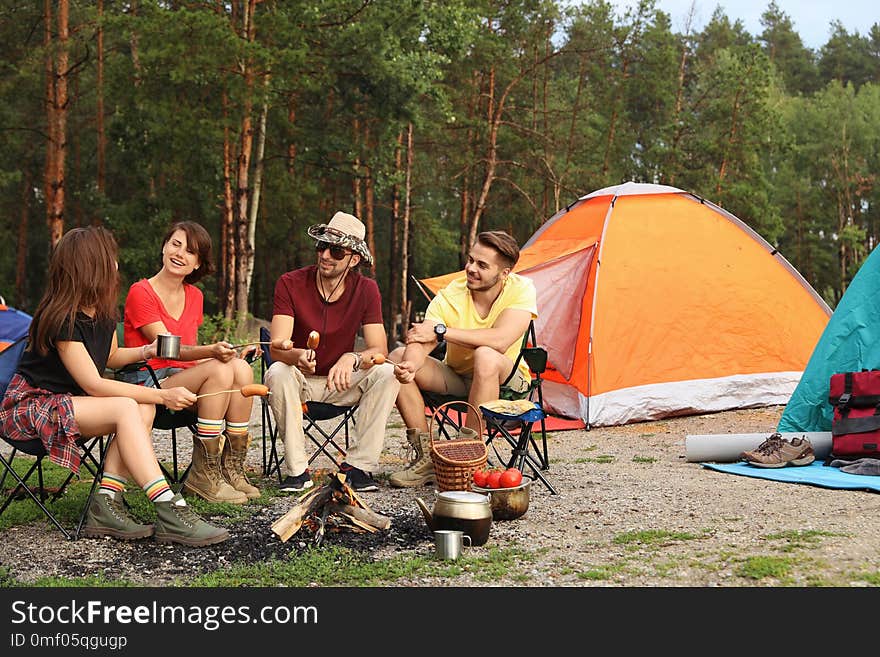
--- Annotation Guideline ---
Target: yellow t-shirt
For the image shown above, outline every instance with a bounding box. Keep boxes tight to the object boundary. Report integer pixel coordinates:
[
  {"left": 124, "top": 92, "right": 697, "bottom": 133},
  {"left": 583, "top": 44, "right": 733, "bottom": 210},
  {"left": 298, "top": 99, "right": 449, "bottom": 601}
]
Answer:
[{"left": 425, "top": 272, "right": 538, "bottom": 380}]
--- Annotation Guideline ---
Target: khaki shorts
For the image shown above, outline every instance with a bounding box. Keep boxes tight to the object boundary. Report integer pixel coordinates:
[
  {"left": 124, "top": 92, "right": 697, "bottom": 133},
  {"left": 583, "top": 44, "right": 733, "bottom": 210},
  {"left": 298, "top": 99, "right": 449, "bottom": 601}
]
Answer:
[{"left": 432, "top": 358, "right": 530, "bottom": 397}]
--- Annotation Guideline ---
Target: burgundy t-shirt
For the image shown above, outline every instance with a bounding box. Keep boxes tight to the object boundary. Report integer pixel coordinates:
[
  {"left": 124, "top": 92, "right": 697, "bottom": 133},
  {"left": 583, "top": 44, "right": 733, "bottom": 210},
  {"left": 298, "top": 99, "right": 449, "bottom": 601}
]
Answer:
[{"left": 272, "top": 266, "right": 383, "bottom": 376}]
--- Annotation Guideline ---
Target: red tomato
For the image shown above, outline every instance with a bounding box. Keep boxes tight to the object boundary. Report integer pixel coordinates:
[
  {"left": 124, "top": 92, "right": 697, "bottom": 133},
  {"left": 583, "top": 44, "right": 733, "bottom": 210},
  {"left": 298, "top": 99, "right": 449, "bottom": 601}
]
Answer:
[
  {"left": 499, "top": 468, "right": 523, "bottom": 488},
  {"left": 472, "top": 469, "right": 488, "bottom": 488},
  {"left": 486, "top": 470, "right": 503, "bottom": 489}
]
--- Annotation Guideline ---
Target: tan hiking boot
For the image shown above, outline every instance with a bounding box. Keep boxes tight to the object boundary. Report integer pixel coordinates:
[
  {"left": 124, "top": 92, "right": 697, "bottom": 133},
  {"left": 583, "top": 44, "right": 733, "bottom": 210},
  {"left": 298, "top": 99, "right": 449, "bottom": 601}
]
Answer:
[
  {"left": 389, "top": 428, "right": 435, "bottom": 488},
  {"left": 183, "top": 435, "right": 248, "bottom": 504},
  {"left": 220, "top": 431, "right": 261, "bottom": 499},
  {"left": 81, "top": 493, "right": 154, "bottom": 540},
  {"left": 153, "top": 493, "right": 230, "bottom": 547},
  {"left": 741, "top": 433, "right": 815, "bottom": 468}
]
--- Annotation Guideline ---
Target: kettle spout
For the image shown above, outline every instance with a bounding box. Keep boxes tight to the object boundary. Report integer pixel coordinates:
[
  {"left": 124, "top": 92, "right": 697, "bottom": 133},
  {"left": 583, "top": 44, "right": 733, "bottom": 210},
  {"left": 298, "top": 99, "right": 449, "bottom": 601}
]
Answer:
[{"left": 415, "top": 497, "right": 434, "bottom": 531}]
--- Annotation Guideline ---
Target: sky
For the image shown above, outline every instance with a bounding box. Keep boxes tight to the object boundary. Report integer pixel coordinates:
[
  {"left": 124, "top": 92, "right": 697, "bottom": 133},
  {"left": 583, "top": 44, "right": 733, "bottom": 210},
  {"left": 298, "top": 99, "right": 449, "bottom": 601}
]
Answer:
[{"left": 608, "top": 0, "right": 878, "bottom": 49}]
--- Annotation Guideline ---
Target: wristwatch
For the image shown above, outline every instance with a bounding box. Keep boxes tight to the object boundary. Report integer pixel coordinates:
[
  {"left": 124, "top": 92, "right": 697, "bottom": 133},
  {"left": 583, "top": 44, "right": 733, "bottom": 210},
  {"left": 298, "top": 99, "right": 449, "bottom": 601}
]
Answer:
[{"left": 434, "top": 323, "right": 447, "bottom": 343}]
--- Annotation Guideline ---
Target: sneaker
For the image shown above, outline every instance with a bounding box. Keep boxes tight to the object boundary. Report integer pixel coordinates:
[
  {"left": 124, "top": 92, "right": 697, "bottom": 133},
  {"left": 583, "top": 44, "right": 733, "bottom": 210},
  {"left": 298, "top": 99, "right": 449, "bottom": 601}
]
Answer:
[
  {"left": 339, "top": 462, "right": 379, "bottom": 492},
  {"left": 742, "top": 433, "right": 815, "bottom": 468},
  {"left": 279, "top": 470, "right": 313, "bottom": 493},
  {"left": 81, "top": 493, "right": 154, "bottom": 541}
]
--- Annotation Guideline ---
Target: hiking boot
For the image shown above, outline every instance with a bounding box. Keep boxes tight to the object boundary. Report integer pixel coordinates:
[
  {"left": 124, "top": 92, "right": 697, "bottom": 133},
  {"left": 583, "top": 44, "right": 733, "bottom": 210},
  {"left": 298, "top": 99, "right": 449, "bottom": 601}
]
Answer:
[
  {"left": 742, "top": 434, "right": 815, "bottom": 468},
  {"left": 153, "top": 493, "right": 230, "bottom": 547},
  {"left": 339, "top": 462, "right": 379, "bottom": 492},
  {"left": 183, "top": 435, "right": 248, "bottom": 504},
  {"left": 279, "top": 470, "right": 313, "bottom": 493},
  {"left": 389, "top": 428, "right": 435, "bottom": 488},
  {"left": 220, "top": 431, "right": 261, "bottom": 499},
  {"left": 81, "top": 493, "right": 154, "bottom": 541}
]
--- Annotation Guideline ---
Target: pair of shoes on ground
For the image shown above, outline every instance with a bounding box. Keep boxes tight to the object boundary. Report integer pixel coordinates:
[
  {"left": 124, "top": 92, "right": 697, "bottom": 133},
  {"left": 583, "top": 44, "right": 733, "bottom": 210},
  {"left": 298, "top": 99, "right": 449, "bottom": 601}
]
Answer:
[
  {"left": 741, "top": 433, "right": 815, "bottom": 468},
  {"left": 280, "top": 462, "right": 378, "bottom": 493},
  {"left": 81, "top": 492, "right": 229, "bottom": 547}
]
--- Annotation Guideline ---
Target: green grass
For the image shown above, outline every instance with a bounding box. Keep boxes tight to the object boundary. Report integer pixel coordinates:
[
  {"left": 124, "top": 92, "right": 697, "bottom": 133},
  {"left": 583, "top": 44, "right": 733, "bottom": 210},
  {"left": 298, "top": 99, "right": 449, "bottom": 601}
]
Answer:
[
  {"left": 632, "top": 456, "right": 656, "bottom": 463},
  {"left": 0, "top": 454, "right": 277, "bottom": 533},
  {"left": 577, "top": 563, "right": 626, "bottom": 581},
  {"left": 736, "top": 555, "right": 796, "bottom": 581},
  {"left": 187, "top": 545, "right": 537, "bottom": 587},
  {"left": 763, "top": 529, "right": 841, "bottom": 552},
  {"left": 575, "top": 454, "right": 614, "bottom": 464},
  {"left": 613, "top": 528, "right": 705, "bottom": 549}
]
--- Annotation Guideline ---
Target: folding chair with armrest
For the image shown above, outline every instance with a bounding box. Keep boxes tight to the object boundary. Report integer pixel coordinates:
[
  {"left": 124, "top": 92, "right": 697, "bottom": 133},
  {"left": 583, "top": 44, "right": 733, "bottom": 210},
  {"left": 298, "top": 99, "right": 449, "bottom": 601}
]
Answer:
[
  {"left": 258, "top": 327, "right": 355, "bottom": 481},
  {"left": 0, "top": 337, "right": 113, "bottom": 539}
]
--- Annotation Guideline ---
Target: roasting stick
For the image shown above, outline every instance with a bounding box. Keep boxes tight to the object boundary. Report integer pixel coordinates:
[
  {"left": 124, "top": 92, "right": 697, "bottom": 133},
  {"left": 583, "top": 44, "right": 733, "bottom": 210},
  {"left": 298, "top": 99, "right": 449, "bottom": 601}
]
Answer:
[
  {"left": 370, "top": 353, "right": 401, "bottom": 367},
  {"left": 195, "top": 384, "right": 270, "bottom": 400},
  {"left": 231, "top": 341, "right": 272, "bottom": 350}
]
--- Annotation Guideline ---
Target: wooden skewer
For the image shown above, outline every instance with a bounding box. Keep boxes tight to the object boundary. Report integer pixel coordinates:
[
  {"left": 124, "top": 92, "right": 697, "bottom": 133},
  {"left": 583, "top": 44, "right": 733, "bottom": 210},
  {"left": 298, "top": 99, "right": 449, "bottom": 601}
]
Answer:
[
  {"left": 231, "top": 341, "right": 272, "bottom": 349},
  {"left": 196, "top": 384, "right": 270, "bottom": 399},
  {"left": 370, "top": 354, "right": 400, "bottom": 367}
]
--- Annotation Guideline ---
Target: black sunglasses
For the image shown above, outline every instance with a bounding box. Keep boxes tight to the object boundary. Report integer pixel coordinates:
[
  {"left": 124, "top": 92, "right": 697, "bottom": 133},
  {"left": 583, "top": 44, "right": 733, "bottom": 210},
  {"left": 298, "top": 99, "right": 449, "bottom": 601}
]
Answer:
[{"left": 315, "top": 241, "right": 352, "bottom": 260}]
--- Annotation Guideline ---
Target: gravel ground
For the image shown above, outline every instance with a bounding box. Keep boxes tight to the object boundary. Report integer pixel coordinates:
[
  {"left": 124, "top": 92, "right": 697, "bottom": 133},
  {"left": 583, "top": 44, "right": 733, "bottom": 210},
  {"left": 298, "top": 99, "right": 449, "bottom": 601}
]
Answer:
[{"left": 3, "top": 402, "right": 880, "bottom": 587}]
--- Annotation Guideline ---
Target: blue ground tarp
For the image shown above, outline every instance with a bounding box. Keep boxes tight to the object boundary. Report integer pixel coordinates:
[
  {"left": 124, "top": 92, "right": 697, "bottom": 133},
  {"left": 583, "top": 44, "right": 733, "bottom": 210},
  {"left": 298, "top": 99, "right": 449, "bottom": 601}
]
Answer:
[{"left": 702, "top": 460, "right": 880, "bottom": 493}]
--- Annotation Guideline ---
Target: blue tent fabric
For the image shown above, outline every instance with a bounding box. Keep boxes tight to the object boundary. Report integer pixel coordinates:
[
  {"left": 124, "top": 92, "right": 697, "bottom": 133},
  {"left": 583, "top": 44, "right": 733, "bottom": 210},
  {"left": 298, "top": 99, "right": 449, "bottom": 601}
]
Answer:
[
  {"left": 777, "top": 245, "right": 880, "bottom": 433},
  {"left": 701, "top": 460, "right": 880, "bottom": 493},
  {"left": 0, "top": 304, "right": 31, "bottom": 343},
  {"left": 0, "top": 304, "right": 32, "bottom": 398}
]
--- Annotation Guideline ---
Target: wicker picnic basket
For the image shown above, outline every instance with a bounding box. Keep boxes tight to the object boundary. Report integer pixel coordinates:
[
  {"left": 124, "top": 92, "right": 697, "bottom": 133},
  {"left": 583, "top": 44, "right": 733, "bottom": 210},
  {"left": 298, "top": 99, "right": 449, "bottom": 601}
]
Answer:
[{"left": 429, "top": 401, "right": 488, "bottom": 492}]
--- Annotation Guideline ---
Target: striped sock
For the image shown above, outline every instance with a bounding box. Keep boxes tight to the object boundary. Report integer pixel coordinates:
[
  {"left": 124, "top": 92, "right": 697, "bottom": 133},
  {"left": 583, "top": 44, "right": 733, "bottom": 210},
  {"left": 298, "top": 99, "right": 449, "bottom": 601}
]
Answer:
[
  {"left": 196, "top": 417, "right": 224, "bottom": 439},
  {"left": 98, "top": 473, "right": 126, "bottom": 499},
  {"left": 225, "top": 420, "right": 249, "bottom": 438},
  {"left": 143, "top": 477, "right": 174, "bottom": 503}
]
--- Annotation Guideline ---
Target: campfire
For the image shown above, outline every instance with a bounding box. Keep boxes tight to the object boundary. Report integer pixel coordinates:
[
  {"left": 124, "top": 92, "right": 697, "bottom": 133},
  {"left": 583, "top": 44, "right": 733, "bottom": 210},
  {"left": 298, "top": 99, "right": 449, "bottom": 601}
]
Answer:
[{"left": 271, "top": 473, "right": 391, "bottom": 545}]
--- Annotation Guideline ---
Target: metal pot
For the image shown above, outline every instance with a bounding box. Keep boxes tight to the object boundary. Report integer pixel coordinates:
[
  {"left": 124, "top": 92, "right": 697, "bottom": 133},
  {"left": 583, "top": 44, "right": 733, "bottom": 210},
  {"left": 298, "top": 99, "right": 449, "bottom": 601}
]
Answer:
[
  {"left": 474, "top": 477, "right": 532, "bottom": 520},
  {"left": 157, "top": 333, "right": 181, "bottom": 359},
  {"left": 416, "top": 491, "right": 492, "bottom": 547}
]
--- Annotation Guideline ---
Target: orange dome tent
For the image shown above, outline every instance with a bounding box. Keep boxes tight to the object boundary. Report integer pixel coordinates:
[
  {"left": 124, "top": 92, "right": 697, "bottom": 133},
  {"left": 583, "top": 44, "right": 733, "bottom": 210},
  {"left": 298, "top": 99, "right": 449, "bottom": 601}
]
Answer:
[{"left": 420, "top": 182, "right": 831, "bottom": 427}]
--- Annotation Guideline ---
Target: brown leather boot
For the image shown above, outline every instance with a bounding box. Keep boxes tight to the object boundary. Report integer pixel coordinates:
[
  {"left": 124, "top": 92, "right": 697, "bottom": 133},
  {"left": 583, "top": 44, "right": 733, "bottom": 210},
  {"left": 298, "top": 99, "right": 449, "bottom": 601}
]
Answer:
[
  {"left": 220, "top": 431, "right": 261, "bottom": 499},
  {"left": 183, "top": 435, "right": 248, "bottom": 504}
]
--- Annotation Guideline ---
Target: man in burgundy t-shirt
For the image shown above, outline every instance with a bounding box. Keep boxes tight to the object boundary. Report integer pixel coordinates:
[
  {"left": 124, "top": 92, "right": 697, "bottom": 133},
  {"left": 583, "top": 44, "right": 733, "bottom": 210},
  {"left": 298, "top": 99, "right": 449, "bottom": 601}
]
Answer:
[{"left": 264, "top": 212, "right": 400, "bottom": 493}]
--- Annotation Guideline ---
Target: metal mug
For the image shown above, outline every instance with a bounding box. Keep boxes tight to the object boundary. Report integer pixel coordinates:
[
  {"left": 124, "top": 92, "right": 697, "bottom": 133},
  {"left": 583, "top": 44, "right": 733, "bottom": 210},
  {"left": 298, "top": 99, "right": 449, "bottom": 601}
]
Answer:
[
  {"left": 434, "top": 529, "right": 471, "bottom": 561},
  {"left": 156, "top": 333, "right": 181, "bottom": 359}
]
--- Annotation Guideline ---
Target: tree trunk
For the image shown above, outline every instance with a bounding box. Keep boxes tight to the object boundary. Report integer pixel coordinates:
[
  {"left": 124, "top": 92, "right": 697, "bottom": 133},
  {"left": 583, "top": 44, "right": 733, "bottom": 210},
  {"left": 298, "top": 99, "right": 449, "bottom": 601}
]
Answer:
[
  {"left": 221, "top": 92, "right": 235, "bottom": 320},
  {"left": 363, "top": 122, "right": 376, "bottom": 278},
  {"left": 402, "top": 122, "right": 414, "bottom": 337},
  {"left": 233, "top": 4, "right": 257, "bottom": 329},
  {"left": 389, "top": 129, "right": 403, "bottom": 342},
  {"left": 244, "top": 73, "right": 270, "bottom": 332},
  {"left": 16, "top": 172, "right": 31, "bottom": 306},
  {"left": 96, "top": 0, "right": 106, "bottom": 194},
  {"left": 44, "top": 0, "right": 70, "bottom": 251}
]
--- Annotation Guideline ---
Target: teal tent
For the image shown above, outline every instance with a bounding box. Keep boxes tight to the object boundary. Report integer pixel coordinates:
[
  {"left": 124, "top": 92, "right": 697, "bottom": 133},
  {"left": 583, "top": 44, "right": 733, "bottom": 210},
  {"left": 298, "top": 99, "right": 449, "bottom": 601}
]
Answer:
[{"left": 778, "top": 246, "right": 880, "bottom": 432}]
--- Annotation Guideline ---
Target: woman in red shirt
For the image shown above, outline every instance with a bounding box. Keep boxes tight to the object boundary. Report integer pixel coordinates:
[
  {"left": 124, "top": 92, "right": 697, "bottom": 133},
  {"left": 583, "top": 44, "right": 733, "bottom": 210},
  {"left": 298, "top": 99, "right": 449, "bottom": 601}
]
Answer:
[{"left": 123, "top": 221, "right": 260, "bottom": 504}]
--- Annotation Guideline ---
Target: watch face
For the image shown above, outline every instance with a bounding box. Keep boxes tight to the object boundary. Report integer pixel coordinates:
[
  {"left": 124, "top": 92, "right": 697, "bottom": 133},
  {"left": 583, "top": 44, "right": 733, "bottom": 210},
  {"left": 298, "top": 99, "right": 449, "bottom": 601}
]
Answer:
[{"left": 434, "top": 323, "right": 446, "bottom": 338}]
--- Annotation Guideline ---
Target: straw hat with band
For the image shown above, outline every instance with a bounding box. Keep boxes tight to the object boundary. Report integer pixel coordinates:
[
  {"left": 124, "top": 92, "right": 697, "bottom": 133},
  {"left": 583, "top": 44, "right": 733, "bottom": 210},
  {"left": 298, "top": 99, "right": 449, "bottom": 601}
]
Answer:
[{"left": 307, "top": 211, "right": 373, "bottom": 266}]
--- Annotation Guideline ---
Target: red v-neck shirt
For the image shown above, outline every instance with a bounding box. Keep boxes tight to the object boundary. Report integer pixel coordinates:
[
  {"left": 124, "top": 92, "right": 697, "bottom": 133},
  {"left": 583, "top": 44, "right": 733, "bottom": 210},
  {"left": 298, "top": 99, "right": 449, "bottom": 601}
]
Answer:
[{"left": 123, "top": 278, "right": 203, "bottom": 370}]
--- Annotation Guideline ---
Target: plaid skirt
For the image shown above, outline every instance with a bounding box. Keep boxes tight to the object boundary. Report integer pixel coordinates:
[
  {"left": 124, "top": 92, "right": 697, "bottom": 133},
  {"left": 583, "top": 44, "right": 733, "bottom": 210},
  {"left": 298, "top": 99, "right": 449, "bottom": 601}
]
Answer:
[{"left": 0, "top": 374, "right": 82, "bottom": 474}]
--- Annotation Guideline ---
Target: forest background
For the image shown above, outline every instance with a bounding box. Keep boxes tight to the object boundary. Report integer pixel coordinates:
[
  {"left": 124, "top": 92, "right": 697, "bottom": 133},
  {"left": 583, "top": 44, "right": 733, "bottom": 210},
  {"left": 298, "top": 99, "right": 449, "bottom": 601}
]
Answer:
[{"left": 1, "top": 0, "right": 878, "bottom": 345}]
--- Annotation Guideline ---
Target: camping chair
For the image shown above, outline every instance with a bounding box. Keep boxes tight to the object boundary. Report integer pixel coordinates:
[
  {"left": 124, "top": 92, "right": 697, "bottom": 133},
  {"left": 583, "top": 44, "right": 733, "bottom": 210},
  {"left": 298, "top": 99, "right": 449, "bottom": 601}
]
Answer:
[
  {"left": 423, "top": 319, "right": 556, "bottom": 493},
  {"left": 258, "top": 327, "right": 355, "bottom": 481},
  {"left": 0, "top": 337, "right": 113, "bottom": 539},
  {"left": 111, "top": 323, "right": 197, "bottom": 486}
]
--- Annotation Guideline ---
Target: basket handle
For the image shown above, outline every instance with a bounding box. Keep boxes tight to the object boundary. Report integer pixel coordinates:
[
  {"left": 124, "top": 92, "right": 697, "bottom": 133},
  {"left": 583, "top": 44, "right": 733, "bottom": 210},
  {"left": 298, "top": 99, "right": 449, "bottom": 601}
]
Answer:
[{"left": 428, "top": 400, "right": 484, "bottom": 449}]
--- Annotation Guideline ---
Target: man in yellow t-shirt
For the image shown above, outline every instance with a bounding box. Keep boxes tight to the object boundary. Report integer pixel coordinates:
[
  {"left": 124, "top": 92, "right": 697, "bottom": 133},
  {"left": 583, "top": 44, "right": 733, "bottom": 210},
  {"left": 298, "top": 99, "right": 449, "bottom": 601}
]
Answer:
[{"left": 388, "top": 231, "right": 537, "bottom": 488}]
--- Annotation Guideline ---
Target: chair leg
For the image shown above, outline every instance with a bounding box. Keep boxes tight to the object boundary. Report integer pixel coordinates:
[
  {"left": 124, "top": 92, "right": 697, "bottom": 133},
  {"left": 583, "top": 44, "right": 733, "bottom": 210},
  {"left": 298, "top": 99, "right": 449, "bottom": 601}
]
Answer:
[
  {"left": 485, "top": 421, "right": 557, "bottom": 495},
  {"left": 0, "top": 453, "right": 72, "bottom": 539}
]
